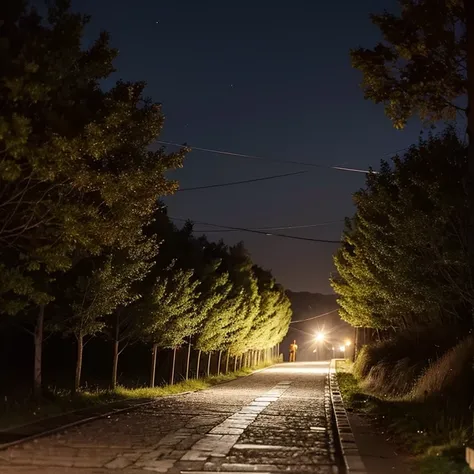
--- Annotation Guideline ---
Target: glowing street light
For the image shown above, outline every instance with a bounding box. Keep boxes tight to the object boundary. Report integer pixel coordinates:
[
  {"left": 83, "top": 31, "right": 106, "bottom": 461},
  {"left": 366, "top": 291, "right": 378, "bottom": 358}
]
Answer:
[
  {"left": 315, "top": 332, "right": 325, "bottom": 342},
  {"left": 339, "top": 345, "right": 346, "bottom": 352},
  {"left": 344, "top": 339, "right": 352, "bottom": 347}
]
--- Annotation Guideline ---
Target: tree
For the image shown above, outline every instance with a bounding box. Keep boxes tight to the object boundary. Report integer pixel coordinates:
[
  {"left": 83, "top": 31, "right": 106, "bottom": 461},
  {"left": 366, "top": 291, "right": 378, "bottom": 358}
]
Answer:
[
  {"left": 351, "top": 0, "right": 466, "bottom": 129},
  {"left": 0, "top": 1, "right": 185, "bottom": 394},
  {"left": 332, "top": 130, "right": 471, "bottom": 330},
  {"left": 221, "top": 243, "right": 261, "bottom": 356},
  {"left": 247, "top": 266, "right": 292, "bottom": 351},
  {"left": 193, "top": 261, "right": 239, "bottom": 376},
  {"left": 58, "top": 237, "right": 156, "bottom": 391},
  {"left": 137, "top": 264, "right": 200, "bottom": 387},
  {"left": 351, "top": 1, "right": 474, "bottom": 318}
]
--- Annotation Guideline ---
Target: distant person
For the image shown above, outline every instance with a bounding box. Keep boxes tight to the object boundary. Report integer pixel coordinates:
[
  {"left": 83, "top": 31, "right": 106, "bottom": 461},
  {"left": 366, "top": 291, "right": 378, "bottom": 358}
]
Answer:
[{"left": 289, "top": 340, "right": 298, "bottom": 362}]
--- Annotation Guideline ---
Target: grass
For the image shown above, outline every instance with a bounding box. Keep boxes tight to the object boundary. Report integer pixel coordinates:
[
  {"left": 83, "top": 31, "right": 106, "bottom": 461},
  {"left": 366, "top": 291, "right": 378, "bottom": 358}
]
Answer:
[
  {"left": 0, "top": 362, "right": 272, "bottom": 431},
  {"left": 335, "top": 360, "right": 472, "bottom": 473}
]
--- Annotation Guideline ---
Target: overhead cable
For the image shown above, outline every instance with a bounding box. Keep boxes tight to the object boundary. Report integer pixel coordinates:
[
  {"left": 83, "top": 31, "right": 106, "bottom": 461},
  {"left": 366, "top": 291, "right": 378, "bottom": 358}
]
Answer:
[
  {"left": 194, "top": 220, "right": 344, "bottom": 233},
  {"left": 289, "top": 309, "right": 339, "bottom": 323},
  {"left": 177, "top": 170, "right": 307, "bottom": 191},
  {"left": 170, "top": 217, "right": 342, "bottom": 244},
  {"left": 157, "top": 140, "right": 373, "bottom": 174}
]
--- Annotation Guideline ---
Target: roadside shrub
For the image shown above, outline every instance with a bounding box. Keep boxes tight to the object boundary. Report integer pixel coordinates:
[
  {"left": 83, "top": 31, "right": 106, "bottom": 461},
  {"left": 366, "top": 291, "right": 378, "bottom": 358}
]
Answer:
[
  {"left": 362, "top": 356, "right": 424, "bottom": 397},
  {"left": 353, "top": 325, "right": 466, "bottom": 398},
  {"left": 410, "top": 335, "right": 474, "bottom": 403}
]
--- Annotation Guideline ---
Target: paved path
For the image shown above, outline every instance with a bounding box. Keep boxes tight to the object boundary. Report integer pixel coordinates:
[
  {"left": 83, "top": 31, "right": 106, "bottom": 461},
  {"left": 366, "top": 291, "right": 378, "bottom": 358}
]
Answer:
[{"left": 0, "top": 362, "right": 340, "bottom": 474}]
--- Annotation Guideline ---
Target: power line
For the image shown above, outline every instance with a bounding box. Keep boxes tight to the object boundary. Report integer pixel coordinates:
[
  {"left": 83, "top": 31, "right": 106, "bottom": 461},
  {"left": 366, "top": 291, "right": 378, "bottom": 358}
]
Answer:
[
  {"left": 157, "top": 140, "right": 373, "bottom": 174},
  {"left": 194, "top": 220, "right": 344, "bottom": 233},
  {"left": 289, "top": 309, "right": 339, "bottom": 324},
  {"left": 177, "top": 170, "right": 307, "bottom": 192},
  {"left": 170, "top": 217, "right": 342, "bottom": 244}
]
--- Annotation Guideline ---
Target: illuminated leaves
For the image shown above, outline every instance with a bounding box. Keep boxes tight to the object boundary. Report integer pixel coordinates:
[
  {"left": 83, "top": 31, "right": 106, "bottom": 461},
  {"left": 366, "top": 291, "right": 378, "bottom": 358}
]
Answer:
[{"left": 332, "top": 130, "right": 470, "bottom": 329}]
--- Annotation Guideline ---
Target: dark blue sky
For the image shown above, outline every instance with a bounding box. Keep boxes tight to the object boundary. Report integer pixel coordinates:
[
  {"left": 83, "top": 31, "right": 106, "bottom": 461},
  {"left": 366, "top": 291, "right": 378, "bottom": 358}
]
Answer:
[{"left": 72, "top": 0, "right": 422, "bottom": 294}]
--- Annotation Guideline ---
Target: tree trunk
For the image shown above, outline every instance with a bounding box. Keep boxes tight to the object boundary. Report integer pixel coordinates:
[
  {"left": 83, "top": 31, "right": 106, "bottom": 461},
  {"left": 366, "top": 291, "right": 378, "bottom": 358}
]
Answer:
[
  {"left": 277, "top": 343, "right": 280, "bottom": 361},
  {"left": 186, "top": 342, "right": 192, "bottom": 380},
  {"left": 225, "top": 351, "right": 230, "bottom": 373},
  {"left": 196, "top": 350, "right": 202, "bottom": 379},
  {"left": 353, "top": 327, "right": 359, "bottom": 362},
  {"left": 239, "top": 354, "right": 243, "bottom": 370},
  {"left": 207, "top": 352, "right": 212, "bottom": 377},
  {"left": 34, "top": 304, "right": 44, "bottom": 399},
  {"left": 74, "top": 332, "right": 84, "bottom": 393},
  {"left": 150, "top": 343, "right": 158, "bottom": 388},
  {"left": 233, "top": 355, "right": 237, "bottom": 372},
  {"left": 111, "top": 312, "right": 120, "bottom": 389},
  {"left": 217, "top": 351, "right": 222, "bottom": 375},
  {"left": 170, "top": 347, "right": 177, "bottom": 385}
]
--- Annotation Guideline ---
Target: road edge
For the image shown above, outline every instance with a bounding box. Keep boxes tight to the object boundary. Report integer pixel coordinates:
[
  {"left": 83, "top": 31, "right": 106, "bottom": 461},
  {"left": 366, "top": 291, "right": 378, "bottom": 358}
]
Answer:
[
  {"left": 329, "top": 358, "right": 367, "bottom": 473},
  {"left": 0, "top": 364, "right": 275, "bottom": 452}
]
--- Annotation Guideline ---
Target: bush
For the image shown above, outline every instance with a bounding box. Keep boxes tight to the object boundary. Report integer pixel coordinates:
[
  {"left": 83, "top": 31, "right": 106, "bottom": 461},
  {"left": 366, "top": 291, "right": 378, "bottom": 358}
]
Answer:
[
  {"left": 353, "top": 325, "right": 467, "bottom": 398},
  {"left": 410, "top": 335, "right": 474, "bottom": 404}
]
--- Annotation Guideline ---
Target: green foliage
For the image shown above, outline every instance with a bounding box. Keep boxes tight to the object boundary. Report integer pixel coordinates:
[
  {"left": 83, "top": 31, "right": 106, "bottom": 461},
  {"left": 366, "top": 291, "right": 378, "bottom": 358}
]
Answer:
[
  {"left": 193, "top": 261, "right": 235, "bottom": 353},
  {"left": 0, "top": 1, "right": 291, "bottom": 396},
  {"left": 0, "top": 0, "right": 184, "bottom": 314},
  {"left": 58, "top": 237, "right": 157, "bottom": 340},
  {"left": 332, "top": 130, "right": 470, "bottom": 329},
  {"left": 219, "top": 244, "right": 261, "bottom": 355},
  {"left": 138, "top": 264, "right": 201, "bottom": 349},
  {"left": 351, "top": 0, "right": 466, "bottom": 129},
  {"left": 246, "top": 266, "right": 292, "bottom": 350}
]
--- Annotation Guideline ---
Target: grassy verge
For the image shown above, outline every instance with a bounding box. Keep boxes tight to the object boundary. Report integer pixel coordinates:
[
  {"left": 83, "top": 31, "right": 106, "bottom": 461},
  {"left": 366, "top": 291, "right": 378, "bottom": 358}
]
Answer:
[
  {"left": 0, "top": 363, "right": 272, "bottom": 431},
  {"left": 335, "top": 360, "right": 472, "bottom": 474}
]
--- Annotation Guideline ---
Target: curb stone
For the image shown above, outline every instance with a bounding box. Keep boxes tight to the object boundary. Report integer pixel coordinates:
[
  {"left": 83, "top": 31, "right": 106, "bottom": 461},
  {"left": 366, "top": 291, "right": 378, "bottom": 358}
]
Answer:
[{"left": 329, "top": 358, "right": 367, "bottom": 473}]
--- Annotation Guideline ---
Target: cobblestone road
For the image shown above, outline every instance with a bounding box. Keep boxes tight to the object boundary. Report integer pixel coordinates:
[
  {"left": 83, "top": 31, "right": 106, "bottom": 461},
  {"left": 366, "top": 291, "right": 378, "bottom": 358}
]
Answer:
[{"left": 0, "top": 362, "right": 340, "bottom": 474}]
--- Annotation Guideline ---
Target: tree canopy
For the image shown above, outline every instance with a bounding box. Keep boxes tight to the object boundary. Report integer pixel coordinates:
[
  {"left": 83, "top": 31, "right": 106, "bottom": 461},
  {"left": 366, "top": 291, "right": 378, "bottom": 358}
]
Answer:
[
  {"left": 0, "top": 1, "right": 184, "bottom": 314},
  {"left": 0, "top": 0, "right": 291, "bottom": 394},
  {"left": 351, "top": 0, "right": 466, "bottom": 129},
  {"left": 332, "top": 130, "right": 471, "bottom": 329}
]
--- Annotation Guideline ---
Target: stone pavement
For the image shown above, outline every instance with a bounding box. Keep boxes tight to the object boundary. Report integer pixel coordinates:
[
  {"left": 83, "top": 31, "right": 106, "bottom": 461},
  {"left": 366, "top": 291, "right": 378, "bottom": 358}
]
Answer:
[{"left": 0, "top": 362, "right": 340, "bottom": 474}]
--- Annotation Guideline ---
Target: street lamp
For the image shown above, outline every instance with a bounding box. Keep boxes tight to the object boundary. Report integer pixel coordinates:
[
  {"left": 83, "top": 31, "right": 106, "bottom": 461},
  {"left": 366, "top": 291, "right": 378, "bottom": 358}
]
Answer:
[
  {"left": 315, "top": 331, "right": 325, "bottom": 342},
  {"left": 344, "top": 339, "right": 352, "bottom": 347},
  {"left": 314, "top": 332, "right": 325, "bottom": 361}
]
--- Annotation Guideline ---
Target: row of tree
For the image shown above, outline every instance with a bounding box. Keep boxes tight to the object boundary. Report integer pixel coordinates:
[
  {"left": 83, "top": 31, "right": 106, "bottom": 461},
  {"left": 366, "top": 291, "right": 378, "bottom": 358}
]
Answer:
[
  {"left": 0, "top": 1, "right": 291, "bottom": 396},
  {"left": 332, "top": 129, "right": 471, "bottom": 331},
  {"left": 333, "top": 0, "right": 474, "bottom": 337}
]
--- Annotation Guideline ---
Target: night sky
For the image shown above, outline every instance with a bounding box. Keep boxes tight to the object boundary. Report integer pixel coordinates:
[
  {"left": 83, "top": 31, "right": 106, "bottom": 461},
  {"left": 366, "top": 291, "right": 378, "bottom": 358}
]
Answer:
[{"left": 72, "top": 0, "right": 422, "bottom": 294}]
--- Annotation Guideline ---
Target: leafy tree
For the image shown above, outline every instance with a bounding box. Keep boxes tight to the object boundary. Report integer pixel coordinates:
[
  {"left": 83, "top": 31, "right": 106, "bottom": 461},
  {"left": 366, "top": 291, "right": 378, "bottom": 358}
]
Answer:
[
  {"left": 351, "top": 1, "right": 474, "bottom": 310},
  {"left": 247, "top": 266, "right": 292, "bottom": 350},
  {"left": 58, "top": 237, "right": 156, "bottom": 391},
  {"left": 135, "top": 264, "right": 200, "bottom": 387},
  {"left": 350, "top": 0, "right": 466, "bottom": 129},
  {"left": 221, "top": 243, "right": 261, "bottom": 356},
  {"left": 332, "top": 130, "right": 471, "bottom": 330},
  {"left": 0, "top": 1, "right": 184, "bottom": 394}
]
